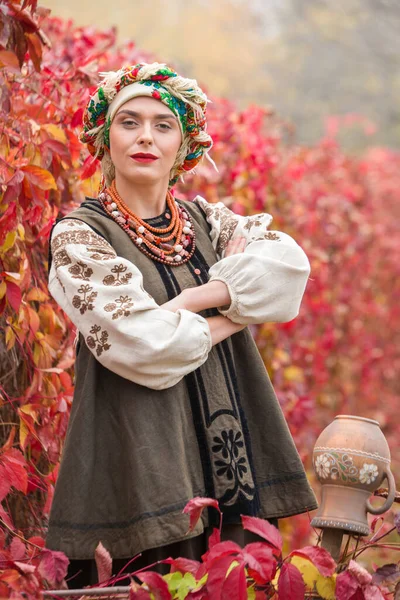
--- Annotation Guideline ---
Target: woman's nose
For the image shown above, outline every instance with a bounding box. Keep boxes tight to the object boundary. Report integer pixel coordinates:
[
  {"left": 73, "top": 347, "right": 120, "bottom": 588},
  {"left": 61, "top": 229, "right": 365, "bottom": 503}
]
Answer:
[{"left": 137, "top": 123, "right": 153, "bottom": 144}]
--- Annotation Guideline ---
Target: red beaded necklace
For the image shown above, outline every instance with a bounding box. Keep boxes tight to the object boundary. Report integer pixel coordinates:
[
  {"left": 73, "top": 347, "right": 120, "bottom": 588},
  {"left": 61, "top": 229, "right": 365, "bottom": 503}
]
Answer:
[{"left": 98, "top": 181, "right": 196, "bottom": 266}]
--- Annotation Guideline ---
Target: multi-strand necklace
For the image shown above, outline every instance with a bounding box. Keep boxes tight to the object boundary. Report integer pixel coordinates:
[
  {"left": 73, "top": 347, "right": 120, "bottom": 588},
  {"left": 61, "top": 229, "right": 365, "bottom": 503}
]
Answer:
[{"left": 98, "top": 180, "right": 196, "bottom": 266}]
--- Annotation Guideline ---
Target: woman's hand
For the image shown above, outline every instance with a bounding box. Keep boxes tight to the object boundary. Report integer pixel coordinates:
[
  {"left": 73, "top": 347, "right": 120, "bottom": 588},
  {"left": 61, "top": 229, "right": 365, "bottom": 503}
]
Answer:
[
  {"left": 161, "top": 237, "right": 247, "bottom": 314},
  {"left": 225, "top": 236, "right": 247, "bottom": 257},
  {"left": 161, "top": 282, "right": 229, "bottom": 313}
]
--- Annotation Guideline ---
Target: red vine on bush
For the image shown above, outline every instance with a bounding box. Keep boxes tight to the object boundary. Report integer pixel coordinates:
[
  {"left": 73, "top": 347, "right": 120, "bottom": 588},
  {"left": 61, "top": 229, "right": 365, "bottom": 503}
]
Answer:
[{"left": 0, "top": 1, "right": 399, "bottom": 597}]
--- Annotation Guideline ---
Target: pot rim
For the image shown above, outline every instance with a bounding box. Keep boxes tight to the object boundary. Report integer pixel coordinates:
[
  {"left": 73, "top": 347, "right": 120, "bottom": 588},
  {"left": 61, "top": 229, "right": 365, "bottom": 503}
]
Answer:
[{"left": 334, "top": 414, "right": 380, "bottom": 426}]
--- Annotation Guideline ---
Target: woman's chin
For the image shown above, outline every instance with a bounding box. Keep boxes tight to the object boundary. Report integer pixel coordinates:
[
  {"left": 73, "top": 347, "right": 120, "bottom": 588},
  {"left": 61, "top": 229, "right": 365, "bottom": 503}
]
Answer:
[{"left": 123, "top": 170, "right": 162, "bottom": 186}]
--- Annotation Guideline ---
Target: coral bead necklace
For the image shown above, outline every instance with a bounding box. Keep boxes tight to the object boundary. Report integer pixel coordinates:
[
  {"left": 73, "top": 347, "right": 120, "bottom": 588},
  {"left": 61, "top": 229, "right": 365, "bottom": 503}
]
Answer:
[{"left": 98, "top": 180, "right": 196, "bottom": 266}]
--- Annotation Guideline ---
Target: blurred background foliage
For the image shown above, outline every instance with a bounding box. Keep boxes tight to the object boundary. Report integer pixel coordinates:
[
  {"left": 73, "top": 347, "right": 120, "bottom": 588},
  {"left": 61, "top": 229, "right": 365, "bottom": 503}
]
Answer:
[
  {"left": 46, "top": 0, "right": 400, "bottom": 149},
  {"left": 0, "top": 0, "right": 399, "bottom": 593}
]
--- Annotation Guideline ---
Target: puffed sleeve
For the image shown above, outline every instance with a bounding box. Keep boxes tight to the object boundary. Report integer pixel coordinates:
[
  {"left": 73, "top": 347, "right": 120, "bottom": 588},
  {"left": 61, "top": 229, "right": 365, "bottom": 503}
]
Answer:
[
  {"left": 48, "top": 219, "right": 212, "bottom": 390},
  {"left": 194, "top": 196, "right": 311, "bottom": 325}
]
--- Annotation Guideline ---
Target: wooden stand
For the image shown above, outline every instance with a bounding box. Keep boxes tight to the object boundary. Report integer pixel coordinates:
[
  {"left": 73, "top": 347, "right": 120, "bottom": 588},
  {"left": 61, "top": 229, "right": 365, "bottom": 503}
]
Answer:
[
  {"left": 308, "top": 527, "right": 345, "bottom": 599},
  {"left": 320, "top": 527, "right": 345, "bottom": 562}
]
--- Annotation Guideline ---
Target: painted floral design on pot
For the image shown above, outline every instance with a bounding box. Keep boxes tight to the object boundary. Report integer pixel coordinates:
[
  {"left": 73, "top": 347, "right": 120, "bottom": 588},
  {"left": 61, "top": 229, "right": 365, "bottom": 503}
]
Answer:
[
  {"left": 313, "top": 452, "right": 359, "bottom": 483},
  {"left": 359, "top": 463, "right": 379, "bottom": 485},
  {"left": 314, "top": 454, "right": 332, "bottom": 479}
]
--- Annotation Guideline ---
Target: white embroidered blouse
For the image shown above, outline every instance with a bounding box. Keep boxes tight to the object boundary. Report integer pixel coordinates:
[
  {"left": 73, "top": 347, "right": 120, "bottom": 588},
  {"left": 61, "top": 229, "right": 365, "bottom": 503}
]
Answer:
[{"left": 48, "top": 196, "right": 310, "bottom": 390}]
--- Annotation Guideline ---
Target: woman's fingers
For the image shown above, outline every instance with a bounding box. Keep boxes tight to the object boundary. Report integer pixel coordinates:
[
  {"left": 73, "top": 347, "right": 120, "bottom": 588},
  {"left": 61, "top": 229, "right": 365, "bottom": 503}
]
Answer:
[{"left": 225, "top": 236, "right": 247, "bottom": 257}]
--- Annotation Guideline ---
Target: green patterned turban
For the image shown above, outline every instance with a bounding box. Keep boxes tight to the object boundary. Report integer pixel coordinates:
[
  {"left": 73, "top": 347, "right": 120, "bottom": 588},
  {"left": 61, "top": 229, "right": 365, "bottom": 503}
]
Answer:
[{"left": 80, "top": 62, "right": 215, "bottom": 187}]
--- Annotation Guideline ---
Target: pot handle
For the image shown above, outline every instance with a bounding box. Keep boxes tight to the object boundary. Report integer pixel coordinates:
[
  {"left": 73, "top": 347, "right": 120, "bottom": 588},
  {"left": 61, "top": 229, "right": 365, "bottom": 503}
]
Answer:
[{"left": 366, "top": 466, "right": 396, "bottom": 515}]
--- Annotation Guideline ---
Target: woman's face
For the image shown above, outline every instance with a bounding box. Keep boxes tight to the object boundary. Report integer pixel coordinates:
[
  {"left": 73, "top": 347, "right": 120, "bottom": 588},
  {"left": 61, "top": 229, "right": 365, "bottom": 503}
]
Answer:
[{"left": 109, "top": 95, "right": 182, "bottom": 186}]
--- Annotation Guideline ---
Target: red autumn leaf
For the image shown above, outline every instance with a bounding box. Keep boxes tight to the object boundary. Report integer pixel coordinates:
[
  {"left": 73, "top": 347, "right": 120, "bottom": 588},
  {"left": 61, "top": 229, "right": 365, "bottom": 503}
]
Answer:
[
  {"left": 71, "top": 107, "right": 84, "bottom": 127},
  {"left": 0, "top": 448, "right": 28, "bottom": 501},
  {"left": 0, "top": 504, "right": 14, "bottom": 529},
  {"left": 336, "top": 571, "right": 361, "bottom": 600},
  {"left": 9, "top": 537, "right": 25, "bottom": 561},
  {"left": 278, "top": 562, "right": 305, "bottom": 600},
  {"left": 221, "top": 560, "right": 247, "bottom": 600},
  {"left": 129, "top": 581, "right": 152, "bottom": 600},
  {"left": 0, "top": 157, "right": 17, "bottom": 184},
  {"left": 14, "top": 561, "right": 36, "bottom": 574},
  {"left": 203, "top": 540, "right": 241, "bottom": 567},
  {"left": 8, "top": 6, "right": 39, "bottom": 33},
  {"left": 95, "top": 542, "right": 112, "bottom": 584},
  {"left": 28, "top": 536, "right": 45, "bottom": 548},
  {"left": 25, "top": 32, "right": 42, "bottom": 72},
  {"left": 206, "top": 554, "right": 237, "bottom": 600},
  {"left": 0, "top": 202, "right": 17, "bottom": 243},
  {"left": 290, "top": 545, "right": 336, "bottom": 577},
  {"left": 363, "top": 584, "right": 386, "bottom": 600},
  {"left": 208, "top": 527, "right": 221, "bottom": 549},
  {"left": 348, "top": 560, "right": 373, "bottom": 586},
  {"left": 137, "top": 571, "right": 172, "bottom": 600},
  {"left": 372, "top": 563, "right": 400, "bottom": 587},
  {"left": 163, "top": 557, "right": 201, "bottom": 576},
  {"left": 7, "top": 170, "right": 25, "bottom": 187},
  {"left": 242, "top": 542, "right": 276, "bottom": 583},
  {"left": 38, "top": 549, "right": 69, "bottom": 587},
  {"left": 42, "top": 139, "right": 71, "bottom": 164},
  {"left": 21, "top": 165, "right": 57, "bottom": 190},
  {"left": 80, "top": 154, "right": 99, "bottom": 180},
  {"left": 0, "top": 50, "right": 20, "bottom": 70},
  {"left": 182, "top": 497, "right": 221, "bottom": 533},
  {"left": 241, "top": 515, "right": 283, "bottom": 554},
  {"left": 6, "top": 281, "right": 22, "bottom": 313}
]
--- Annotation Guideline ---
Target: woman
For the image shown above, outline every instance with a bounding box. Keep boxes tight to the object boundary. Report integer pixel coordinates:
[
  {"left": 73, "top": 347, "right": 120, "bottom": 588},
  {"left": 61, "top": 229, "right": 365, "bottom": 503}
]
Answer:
[{"left": 47, "top": 62, "right": 317, "bottom": 586}]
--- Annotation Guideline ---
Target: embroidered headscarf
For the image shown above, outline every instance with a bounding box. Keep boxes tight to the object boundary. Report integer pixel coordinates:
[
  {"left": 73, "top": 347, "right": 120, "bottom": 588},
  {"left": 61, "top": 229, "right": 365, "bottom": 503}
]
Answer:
[{"left": 80, "top": 62, "right": 215, "bottom": 187}]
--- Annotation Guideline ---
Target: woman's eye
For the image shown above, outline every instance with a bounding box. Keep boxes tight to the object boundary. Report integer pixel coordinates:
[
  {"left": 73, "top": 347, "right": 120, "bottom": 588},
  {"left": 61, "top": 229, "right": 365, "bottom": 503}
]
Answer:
[
  {"left": 157, "top": 123, "right": 172, "bottom": 130},
  {"left": 122, "top": 120, "right": 137, "bottom": 126}
]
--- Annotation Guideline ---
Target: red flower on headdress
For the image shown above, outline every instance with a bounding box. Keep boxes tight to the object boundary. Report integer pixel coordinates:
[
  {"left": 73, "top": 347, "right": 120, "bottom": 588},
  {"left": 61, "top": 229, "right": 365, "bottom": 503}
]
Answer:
[
  {"left": 151, "top": 74, "right": 170, "bottom": 81},
  {"left": 151, "top": 90, "right": 161, "bottom": 100},
  {"left": 131, "top": 66, "right": 142, "bottom": 77}
]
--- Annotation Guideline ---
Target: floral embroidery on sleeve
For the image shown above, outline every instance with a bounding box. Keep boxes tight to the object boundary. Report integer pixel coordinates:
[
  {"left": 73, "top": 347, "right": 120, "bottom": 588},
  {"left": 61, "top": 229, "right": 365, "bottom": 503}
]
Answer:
[
  {"left": 194, "top": 196, "right": 276, "bottom": 256},
  {"left": 217, "top": 212, "right": 240, "bottom": 255},
  {"left": 86, "top": 325, "right": 111, "bottom": 356},
  {"left": 51, "top": 228, "right": 111, "bottom": 252},
  {"left": 53, "top": 249, "right": 72, "bottom": 269},
  {"left": 65, "top": 220, "right": 86, "bottom": 228},
  {"left": 264, "top": 232, "right": 280, "bottom": 241},
  {"left": 72, "top": 284, "right": 98, "bottom": 314},
  {"left": 88, "top": 248, "right": 117, "bottom": 261},
  {"left": 68, "top": 262, "right": 93, "bottom": 281},
  {"left": 244, "top": 217, "right": 263, "bottom": 232},
  {"left": 103, "top": 264, "right": 133, "bottom": 286},
  {"left": 104, "top": 295, "right": 134, "bottom": 319},
  {"left": 52, "top": 223, "right": 115, "bottom": 270}
]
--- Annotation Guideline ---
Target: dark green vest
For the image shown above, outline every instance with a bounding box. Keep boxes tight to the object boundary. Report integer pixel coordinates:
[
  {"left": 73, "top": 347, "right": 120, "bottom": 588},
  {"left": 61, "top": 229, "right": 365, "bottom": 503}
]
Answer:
[{"left": 46, "top": 198, "right": 317, "bottom": 559}]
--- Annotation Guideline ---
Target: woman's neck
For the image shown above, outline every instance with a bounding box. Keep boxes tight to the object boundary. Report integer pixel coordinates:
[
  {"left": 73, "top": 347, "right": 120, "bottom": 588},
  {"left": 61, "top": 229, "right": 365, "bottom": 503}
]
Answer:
[{"left": 113, "top": 175, "right": 169, "bottom": 219}]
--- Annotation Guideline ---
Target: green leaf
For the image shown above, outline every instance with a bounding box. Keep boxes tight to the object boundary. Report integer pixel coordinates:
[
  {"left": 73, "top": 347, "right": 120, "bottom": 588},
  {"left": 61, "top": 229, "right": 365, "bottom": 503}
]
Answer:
[
  {"left": 247, "top": 585, "right": 256, "bottom": 599},
  {"left": 164, "top": 571, "right": 197, "bottom": 599}
]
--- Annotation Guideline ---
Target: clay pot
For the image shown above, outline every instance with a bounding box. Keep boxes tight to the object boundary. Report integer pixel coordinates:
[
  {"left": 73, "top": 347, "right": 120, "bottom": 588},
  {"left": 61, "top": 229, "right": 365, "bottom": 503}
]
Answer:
[{"left": 311, "top": 415, "right": 396, "bottom": 535}]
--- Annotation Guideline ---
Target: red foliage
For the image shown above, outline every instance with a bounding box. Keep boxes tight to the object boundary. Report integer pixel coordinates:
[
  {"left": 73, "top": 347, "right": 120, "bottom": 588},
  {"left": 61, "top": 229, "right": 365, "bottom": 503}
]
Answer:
[
  {"left": 182, "top": 496, "right": 221, "bottom": 534},
  {"left": 289, "top": 546, "right": 336, "bottom": 577},
  {"left": 0, "top": 0, "right": 399, "bottom": 597}
]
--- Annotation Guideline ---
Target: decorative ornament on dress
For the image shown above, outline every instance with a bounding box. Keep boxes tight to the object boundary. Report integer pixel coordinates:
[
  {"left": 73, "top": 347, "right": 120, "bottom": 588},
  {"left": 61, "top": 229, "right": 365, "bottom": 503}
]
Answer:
[
  {"left": 80, "top": 62, "right": 217, "bottom": 188},
  {"left": 98, "top": 181, "right": 196, "bottom": 267}
]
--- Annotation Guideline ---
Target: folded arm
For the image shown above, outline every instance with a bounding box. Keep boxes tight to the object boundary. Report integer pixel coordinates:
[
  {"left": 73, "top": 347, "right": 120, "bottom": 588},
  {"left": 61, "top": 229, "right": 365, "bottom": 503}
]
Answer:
[
  {"left": 183, "top": 197, "right": 311, "bottom": 325},
  {"left": 49, "top": 219, "right": 214, "bottom": 390}
]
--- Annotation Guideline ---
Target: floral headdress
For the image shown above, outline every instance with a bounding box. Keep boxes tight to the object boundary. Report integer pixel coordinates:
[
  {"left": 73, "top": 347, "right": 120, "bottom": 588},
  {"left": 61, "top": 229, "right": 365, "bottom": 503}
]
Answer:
[{"left": 80, "top": 62, "right": 215, "bottom": 187}]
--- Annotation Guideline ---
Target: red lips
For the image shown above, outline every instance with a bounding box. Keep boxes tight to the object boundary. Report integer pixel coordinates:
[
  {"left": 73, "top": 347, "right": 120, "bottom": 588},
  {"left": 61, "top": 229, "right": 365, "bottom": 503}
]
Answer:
[{"left": 131, "top": 152, "right": 158, "bottom": 162}]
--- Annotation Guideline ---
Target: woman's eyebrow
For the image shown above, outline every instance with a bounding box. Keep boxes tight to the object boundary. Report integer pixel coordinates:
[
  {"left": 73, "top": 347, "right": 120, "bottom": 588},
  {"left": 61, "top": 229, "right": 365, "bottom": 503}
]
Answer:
[{"left": 116, "top": 109, "right": 176, "bottom": 119}]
